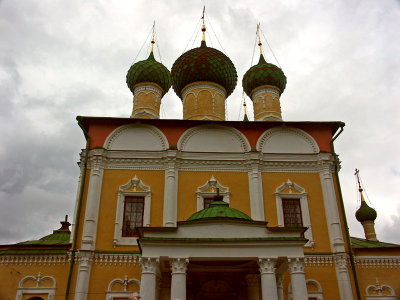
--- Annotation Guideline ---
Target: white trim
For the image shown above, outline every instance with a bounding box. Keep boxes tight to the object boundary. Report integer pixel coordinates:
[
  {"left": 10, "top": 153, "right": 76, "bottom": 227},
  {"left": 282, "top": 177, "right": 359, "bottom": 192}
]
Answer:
[
  {"left": 16, "top": 273, "right": 56, "bottom": 300},
  {"left": 366, "top": 278, "right": 397, "bottom": 299},
  {"left": 196, "top": 176, "right": 230, "bottom": 210},
  {"left": 106, "top": 275, "right": 141, "bottom": 300},
  {"left": 287, "top": 279, "right": 324, "bottom": 300},
  {"left": 275, "top": 179, "right": 314, "bottom": 248},
  {"left": 114, "top": 176, "right": 151, "bottom": 247},
  {"left": 104, "top": 123, "right": 168, "bottom": 151}
]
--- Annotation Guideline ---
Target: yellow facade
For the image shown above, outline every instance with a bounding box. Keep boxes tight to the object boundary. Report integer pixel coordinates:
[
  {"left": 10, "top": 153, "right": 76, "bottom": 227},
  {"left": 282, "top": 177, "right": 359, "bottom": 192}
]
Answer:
[{"left": 251, "top": 85, "right": 282, "bottom": 121}]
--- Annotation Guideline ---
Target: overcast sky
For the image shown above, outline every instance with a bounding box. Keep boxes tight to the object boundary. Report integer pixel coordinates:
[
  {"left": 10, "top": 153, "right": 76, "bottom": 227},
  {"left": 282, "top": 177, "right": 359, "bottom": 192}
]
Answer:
[{"left": 1, "top": 0, "right": 399, "bottom": 245}]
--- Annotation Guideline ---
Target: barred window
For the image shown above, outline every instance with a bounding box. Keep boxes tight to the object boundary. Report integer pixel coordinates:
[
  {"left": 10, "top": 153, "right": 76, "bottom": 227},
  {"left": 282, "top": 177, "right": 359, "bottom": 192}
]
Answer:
[
  {"left": 122, "top": 196, "right": 144, "bottom": 237},
  {"left": 282, "top": 198, "right": 303, "bottom": 227}
]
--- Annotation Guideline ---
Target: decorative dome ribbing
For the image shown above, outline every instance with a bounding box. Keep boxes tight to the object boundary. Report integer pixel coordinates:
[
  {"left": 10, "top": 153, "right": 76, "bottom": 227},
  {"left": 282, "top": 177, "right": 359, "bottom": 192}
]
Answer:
[
  {"left": 355, "top": 201, "right": 377, "bottom": 222},
  {"left": 242, "top": 54, "right": 287, "bottom": 97},
  {"left": 126, "top": 52, "right": 172, "bottom": 96},
  {"left": 187, "top": 198, "right": 251, "bottom": 221},
  {"left": 171, "top": 41, "right": 237, "bottom": 99}
]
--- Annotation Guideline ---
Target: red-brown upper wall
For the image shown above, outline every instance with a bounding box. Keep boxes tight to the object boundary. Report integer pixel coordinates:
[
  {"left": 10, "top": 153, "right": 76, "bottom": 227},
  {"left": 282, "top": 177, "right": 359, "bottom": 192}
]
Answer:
[{"left": 77, "top": 116, "right": 344, "bottom": 153}]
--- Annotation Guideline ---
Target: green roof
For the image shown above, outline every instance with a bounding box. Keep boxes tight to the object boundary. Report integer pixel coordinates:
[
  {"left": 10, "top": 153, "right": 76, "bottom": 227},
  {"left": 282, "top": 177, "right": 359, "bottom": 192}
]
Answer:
[
  {"left": 351, "top": 237, "right": 399, "bottom": 248},
  {"left": 242, "top": 54, "right": 287, "bottom": 97},
  {"left": 187, "top": 199, "right": 252, "bottom": 221},
  {"left": 355, "top": 201, "right": 377, "bottom": 222},
  {"left": 126, "top": 51, "right": 172, "bottom": 95},
  {"left": 171, "top": 41, "right": 237, "bottom": 99}
]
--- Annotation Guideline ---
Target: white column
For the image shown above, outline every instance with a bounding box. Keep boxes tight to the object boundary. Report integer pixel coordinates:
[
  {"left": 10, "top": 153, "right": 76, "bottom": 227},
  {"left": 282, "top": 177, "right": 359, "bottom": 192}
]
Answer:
[
  {"left": 276, "top": 274, "right": 284, "bottom": 300},
  {"left": 258, "top": 258, "right": 278, "bottom": 300},
  {"left": 318, "top": 159, "right": 345, "bottom": 252},
  {"left": 74, "top": 252, "right": 93, "bottom": 300},
  {"left": 288, "top": 258, "right": 308, "bottom": 300},
  {"left": 163, "top": 151, "right": 178, "bottom": 226},
  {"left": 170, "top": 258, "right": 188, "bottom": 300},
  {"left": 248, "top": 153, "right": 265, "bottom": 221},
  {"left": 334, "top": 254, "right": 354, "bottom": 300},
  {"left": 245, "top": 274, "right": 260, "bottom": 300},
  {"left": 140, "top": 257, "right": 159, "bottom": 300},
  {"left": 81, "top": 149, "right": 104, "bottom": 250}
]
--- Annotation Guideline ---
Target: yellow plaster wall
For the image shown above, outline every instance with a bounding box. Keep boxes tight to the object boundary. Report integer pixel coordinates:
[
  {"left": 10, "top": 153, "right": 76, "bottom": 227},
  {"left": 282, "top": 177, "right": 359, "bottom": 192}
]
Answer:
[
  {"left": 0, "top": 263, "right": 70, "bottom": 300},
  {"left": 87, "top": 264, "right": 141, "bottom": 300},
  {"left": 132, "top": 90, "right": 160, "bottom": 119},
  {"left": 178, "top": 171, "right": 250, "bottom": 220},
  {"left": 95, "top": 169, "right": 165, "bottom": 251},
  {"left": 182, "top": 83, "right": 226, "bottom": 121},
  {"left": 252, "top": 88, "right": 282, "bottom": 121},
  {"left": 356, "top": 266, "right": 400, "bottom": 297},
  {"left": 261, "top": 172, "right": 332, "bottom": 253}
]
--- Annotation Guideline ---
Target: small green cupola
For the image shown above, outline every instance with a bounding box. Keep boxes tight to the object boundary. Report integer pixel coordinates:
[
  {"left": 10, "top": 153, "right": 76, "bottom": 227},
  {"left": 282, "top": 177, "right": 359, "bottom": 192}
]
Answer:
[
  {"left": 242, "top": 54, "right": 287, "bottom": 97},
  {"left": 126, "top": 51, "right": 172, "bottom": 96},
  {"left": 187, "top": 195, "right": 252, "bottom": 221},
  {"left": 355, "top": 200, "right": 377, "bottom": 222}
]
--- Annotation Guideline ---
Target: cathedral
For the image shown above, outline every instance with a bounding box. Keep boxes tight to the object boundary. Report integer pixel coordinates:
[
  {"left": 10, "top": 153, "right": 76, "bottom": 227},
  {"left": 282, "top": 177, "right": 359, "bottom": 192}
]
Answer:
[{"left": 0, "top": 17, "right": 399, "bottom": 300}]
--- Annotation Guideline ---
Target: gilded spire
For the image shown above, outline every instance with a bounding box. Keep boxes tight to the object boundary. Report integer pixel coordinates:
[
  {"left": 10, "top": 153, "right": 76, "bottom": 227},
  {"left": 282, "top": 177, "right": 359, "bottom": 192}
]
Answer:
[
  {"left": 151, "top": 21, "right": 155, "bottom": 52},
  {"left": 355, "top": 168, "right": 365, "bottom": 201},
  {"left": 201, "top": 6, "right": 206, "bottom": 43},
  {"left": 257, "top": 22, "right": 263, "bottom": 55},
  {"left": 243, "top": 95, "right": 249, "bottom": 122}
]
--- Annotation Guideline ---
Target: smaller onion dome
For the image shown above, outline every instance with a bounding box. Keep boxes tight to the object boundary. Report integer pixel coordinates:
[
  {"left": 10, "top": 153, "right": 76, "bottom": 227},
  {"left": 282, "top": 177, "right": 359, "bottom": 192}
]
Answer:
[
  {"left": 242, "top": 54, "right": 287, "bottom": 97},
  {"left": 126, "top": 51, "right": 172, "bottom": 96},
  {"left": 187, "top": 197, "right": 251, "bottom": 221},
  {"left": 171, "top": 41, "right": 237, "bottom": 99},
  {"left": 355, "top": 201, "right": 377, "bottom": 222}
]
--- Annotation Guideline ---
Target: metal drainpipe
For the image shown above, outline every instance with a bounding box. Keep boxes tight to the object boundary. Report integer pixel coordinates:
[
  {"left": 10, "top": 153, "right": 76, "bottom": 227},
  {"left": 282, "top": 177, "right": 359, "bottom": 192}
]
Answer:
[
  {"left": 330, "top": 125, "right": 361, "bottom": 300},
  {"left": 65, "top": 116, "right": 91, "bottom": 300}
]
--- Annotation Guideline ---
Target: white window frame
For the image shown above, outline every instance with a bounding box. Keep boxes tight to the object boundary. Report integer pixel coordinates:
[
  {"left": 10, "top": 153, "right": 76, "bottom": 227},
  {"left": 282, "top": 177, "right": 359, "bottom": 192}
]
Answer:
[
  {"left": 114, "top": 175, "right": 151, "bottom": 247},
  {"left": 106, "top": 276, "right": 141, "bottom": 300},
  {"left": 275, "top": 179, "right": 314, "bottom": 248},
  {"left": 196, "top": 176, "right": 230, "bottom": 211},
  {"left": 16, "top": 273, "right": 56, "bottom": 300}
]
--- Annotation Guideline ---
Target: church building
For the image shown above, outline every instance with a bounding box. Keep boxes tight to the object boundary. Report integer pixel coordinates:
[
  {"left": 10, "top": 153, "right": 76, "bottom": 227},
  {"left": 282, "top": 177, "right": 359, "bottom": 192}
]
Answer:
[{"left": 0, "top": 17, "right": 399, "bottom": 300}]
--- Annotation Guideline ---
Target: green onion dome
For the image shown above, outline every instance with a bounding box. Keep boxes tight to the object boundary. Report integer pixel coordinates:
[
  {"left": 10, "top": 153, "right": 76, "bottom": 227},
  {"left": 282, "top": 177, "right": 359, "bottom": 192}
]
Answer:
[
  {"left": 171, "top": 41, "right": 237, "bottom": 99},
  {"left": 355, "top": 201, "right": 377, "bottom": 222},
  {"left": 242, "top": 54, "right": 287, "bottom": 97},
  {"left": 187, "top": 198, "right": 251, "bottom": 221},
  {"left": 126, "top": 52, "right": 172, "bottom": 96}
]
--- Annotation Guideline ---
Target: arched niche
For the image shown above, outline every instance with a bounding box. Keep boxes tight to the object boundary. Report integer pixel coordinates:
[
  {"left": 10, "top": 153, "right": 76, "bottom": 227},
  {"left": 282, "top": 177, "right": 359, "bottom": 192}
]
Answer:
[
  {"left": 178, "top": 124, "right": 250, "bottom": 153},
  {"left": 257, "top": 127, "right": 319, "bottom": 154},
  {"left": 104, "top": 123, "right": 168, "bottom": 151}
]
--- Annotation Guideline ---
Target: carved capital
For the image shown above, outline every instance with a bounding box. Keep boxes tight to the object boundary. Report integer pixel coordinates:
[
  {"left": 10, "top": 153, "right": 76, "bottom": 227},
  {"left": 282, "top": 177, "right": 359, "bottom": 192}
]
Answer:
[
  {"left": 288, "top": 257, "right": 305, "bottom": 274},
  {"left": 170, "top": 258, "right": 189, "bottom": 274},
  {"left": 258, "top": 258, "right": 277, "bottom": 274},
  {"left": 334, "top": 253, "right": 349, "bottom": 272},
  {"left": 140, "top": 257, "right": 159, "bottom": 274}
]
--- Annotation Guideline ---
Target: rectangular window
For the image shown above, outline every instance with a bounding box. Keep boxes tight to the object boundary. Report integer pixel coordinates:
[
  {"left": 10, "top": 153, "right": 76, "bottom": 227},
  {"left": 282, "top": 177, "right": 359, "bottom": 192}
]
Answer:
[
  {"left": 122, "top": 196, "right": 144, "bottom": 237},
  {"left": 203, "top": 197, "right": 214, "bottom": 209},
  {"left": 282, "top": 199, "right": 303, "bottom": 227}
]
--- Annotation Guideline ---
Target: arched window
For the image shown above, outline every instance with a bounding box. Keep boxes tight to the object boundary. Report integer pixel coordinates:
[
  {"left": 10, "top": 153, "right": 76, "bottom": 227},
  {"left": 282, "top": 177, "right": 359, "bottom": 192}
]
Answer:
[{"left": 16, "top": 273, "right": 56, "bottom": 300}]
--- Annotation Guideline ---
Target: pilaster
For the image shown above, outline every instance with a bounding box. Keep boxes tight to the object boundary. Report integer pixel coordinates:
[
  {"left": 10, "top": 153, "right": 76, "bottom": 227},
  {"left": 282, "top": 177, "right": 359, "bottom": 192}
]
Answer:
[
  {"left": 334, "top": 254, "right": 354, "bottom": 300},
  {"left": 163, "top": 150, "right": 178, "bottom": 226},
  {"left": 248, "top": 152, "right": 265, "bottom": 221},
  {"left": 74, "top": 251, "right": 94, "bottom": 300}
]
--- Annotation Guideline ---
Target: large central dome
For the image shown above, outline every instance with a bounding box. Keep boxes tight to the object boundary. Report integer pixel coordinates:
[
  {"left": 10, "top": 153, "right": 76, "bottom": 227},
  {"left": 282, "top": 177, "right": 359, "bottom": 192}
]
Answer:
[{"left": 171, "top": 41, "right": 237, "bottom": 99}]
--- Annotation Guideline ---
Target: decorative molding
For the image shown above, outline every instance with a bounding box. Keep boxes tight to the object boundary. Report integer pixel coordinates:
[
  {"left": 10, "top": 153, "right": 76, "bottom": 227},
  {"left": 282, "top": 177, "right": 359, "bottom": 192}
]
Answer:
[
  {"left": 196, "top": 176, "right": 230, "bottom": 210},
  {"left": 1, "top": 255, "right": 68, "bottom": 266},
  {"left": 354, "top": 256, "right": 400, "bottom": 268},
  {"left": 288, "top": 257, "right": 305, "bottom": 274},
  {"left": 134, "top": 84, "right": 162, "bottom": 97},
  {"left": 258, "top": 258, "right": 277, "bottom": 274},
  {"left": 257, "top": 127, "right": 319, "bottom": 154},
  {"left": 304, "top": 255, "right": 334, "bottom": 267},
  {"left": 366, "top": 278, "right": 396, "bottom": 299},
  {"left": 181, "top": 82, "right": 226, "bottom": 103},
  {"left": 93, "top": 254, "right": 140, "bottom": 266},
  {"left": 178, "top": 124, "right": 251, "bottom": 153},
  {"left": 275, "top": 179, "right": 314, "bottom": 248},
  {"left": 252, "top": 87, "right": 280, "bottom": 99},
  {"left": 170, "top": 258, "right": 189, "bottom": 274},
  {"left": 106, "top": 275, "right": 141, "bottom": 300},
  {"left": 114, "top": 176, "right": 152, "bottom": 247},
  {"left": 16, "top": 273, "right": 56, "bottom": 300},
  {"left": 104, "top": 123, "right": 168, "bottom": 151},
  {"left": 139, "top": 257, "right": 160, "bottom": 274}
]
